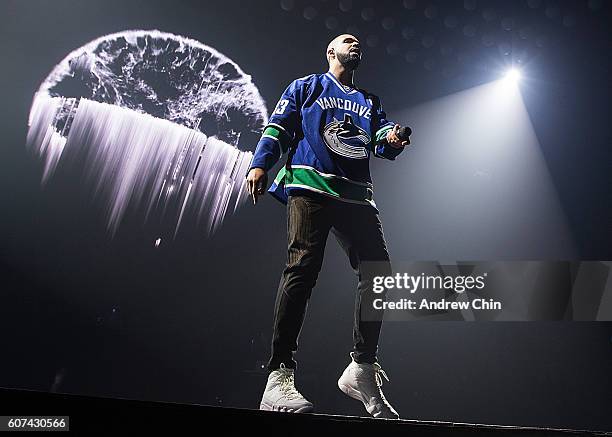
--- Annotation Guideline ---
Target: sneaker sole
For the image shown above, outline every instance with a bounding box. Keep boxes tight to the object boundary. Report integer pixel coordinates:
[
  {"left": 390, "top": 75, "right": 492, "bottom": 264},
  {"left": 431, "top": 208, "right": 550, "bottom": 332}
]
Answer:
[
  {"left": 338, "top": 380, "right": 399, "bottom": 419},
  {"left": 259, "top": 401, "right": 314, "bottom": 413}
]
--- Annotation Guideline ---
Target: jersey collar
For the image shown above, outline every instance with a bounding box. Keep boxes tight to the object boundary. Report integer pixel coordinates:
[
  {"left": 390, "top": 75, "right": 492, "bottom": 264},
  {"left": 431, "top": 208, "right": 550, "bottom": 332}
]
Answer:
[{"left": 325, "top": 71, "right": 358, "bottom": 95}]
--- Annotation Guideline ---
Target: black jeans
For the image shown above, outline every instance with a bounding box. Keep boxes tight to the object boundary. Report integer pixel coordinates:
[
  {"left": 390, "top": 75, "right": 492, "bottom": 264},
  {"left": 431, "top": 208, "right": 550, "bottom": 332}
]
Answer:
[{"left": 267, "top": 191, "right": 392, "bottom": 371}]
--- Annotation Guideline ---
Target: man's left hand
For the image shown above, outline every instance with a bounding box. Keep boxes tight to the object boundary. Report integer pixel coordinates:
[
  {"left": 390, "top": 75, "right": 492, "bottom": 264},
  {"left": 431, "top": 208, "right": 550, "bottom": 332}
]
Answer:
[{"left": 386, "top": 124, "right": 410, "bottom": 149}]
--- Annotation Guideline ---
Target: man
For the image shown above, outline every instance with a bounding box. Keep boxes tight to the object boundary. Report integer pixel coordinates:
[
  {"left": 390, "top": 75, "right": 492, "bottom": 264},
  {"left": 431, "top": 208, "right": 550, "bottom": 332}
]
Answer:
[{"left": 245, "top": 34, "right": 410, "bottom": 419}]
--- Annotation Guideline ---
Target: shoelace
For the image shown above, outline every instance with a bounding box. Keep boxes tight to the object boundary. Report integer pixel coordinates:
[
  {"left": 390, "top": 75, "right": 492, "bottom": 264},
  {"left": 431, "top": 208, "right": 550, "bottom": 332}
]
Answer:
[
  {"left": 373, "top": 363, "right": 390, "bottom": 387},
  {"left": 278, "top": 372, "right": 302, "bottom": 400},
  {"left": 371, "top": 363, "right": 394, "bottom": 409}
]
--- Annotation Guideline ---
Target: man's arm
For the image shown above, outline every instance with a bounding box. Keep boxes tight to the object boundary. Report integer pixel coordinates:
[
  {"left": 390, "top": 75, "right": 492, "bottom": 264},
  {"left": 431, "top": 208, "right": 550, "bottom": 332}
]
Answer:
[
  {"left": 246, "top": 79, "right": 302, "bottom": 204},
  {"left": 371, "top": 97, "right": 409, "bottom": 160}
]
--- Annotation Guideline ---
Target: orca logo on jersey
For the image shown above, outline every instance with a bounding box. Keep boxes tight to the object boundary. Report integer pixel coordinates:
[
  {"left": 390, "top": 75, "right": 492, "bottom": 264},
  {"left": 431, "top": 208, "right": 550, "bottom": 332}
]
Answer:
[{"left": 322, "top": 113, "right": 371, "bottom": 159}]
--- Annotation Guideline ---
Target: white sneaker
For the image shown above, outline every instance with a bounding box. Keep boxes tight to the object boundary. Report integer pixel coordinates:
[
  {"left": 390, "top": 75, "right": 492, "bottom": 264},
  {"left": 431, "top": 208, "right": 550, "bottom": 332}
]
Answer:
[
  {"left": 337, "top": 352, "right": 399, "bottom": 419},
  {"left": 259, "top": 363, "right": 314, "bottom": 413}
]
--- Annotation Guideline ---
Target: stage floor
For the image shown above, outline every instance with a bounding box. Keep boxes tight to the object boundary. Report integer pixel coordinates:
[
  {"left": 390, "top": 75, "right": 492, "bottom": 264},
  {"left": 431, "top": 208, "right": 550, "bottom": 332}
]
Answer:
[{"left": 1, "top": 387, "right": 609, "bottom": 435}]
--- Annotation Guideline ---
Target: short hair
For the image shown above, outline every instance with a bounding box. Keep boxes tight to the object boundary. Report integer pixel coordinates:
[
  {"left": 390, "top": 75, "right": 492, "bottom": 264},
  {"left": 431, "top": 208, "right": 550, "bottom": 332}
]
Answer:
[{"left": 325, "top": 34, "right": 358, "bottom": 64}]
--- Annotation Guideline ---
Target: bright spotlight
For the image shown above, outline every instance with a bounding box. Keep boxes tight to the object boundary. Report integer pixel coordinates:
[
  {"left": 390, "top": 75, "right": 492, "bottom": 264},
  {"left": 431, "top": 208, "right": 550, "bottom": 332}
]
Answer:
[
  {"left": 504, "top": 69, "right": 521, "bottom": 84},
  {"left": 497, "top": 68, "right": 522, "bottom": 95}
]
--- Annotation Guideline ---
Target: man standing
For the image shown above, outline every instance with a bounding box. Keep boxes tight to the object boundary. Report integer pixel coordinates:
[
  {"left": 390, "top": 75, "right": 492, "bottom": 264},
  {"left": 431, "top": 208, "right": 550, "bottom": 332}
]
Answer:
[{"left": 246, "top": 34, "right": 409, "bottom": 419}]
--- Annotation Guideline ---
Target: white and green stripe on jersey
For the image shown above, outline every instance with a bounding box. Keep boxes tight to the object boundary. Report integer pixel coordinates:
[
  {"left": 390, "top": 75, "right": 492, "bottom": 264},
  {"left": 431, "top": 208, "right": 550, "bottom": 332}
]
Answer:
[
  {"left": 374, "top": 123, "right": 394, "bottom": 143},
  {"left": 261, "top": 123, "right": 293, "bottom": 154},
  {"left": 273, "top": 165, "right": 377, "bottom": 207}
]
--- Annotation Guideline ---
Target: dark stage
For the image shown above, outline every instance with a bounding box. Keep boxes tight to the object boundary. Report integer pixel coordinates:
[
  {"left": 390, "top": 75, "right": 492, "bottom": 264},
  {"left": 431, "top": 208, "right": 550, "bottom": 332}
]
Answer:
[{"left": 1, "top": 388, "right": 610, "bottom": 436}]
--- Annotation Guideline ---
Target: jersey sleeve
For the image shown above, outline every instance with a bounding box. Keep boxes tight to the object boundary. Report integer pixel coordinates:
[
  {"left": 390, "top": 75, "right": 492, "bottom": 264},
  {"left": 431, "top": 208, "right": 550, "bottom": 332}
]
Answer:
[
  {"left": 371, "top": 98, "right": 404, "bottom": 161},
  {"left": 248, "top": 79, "right": 302, "bottom": 173}
]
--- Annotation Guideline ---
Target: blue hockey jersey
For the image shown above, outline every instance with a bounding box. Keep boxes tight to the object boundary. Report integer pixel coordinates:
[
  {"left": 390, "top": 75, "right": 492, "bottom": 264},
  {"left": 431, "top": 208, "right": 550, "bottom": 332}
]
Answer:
[{"left": 248, "top": 72, "right": 404, "bottom": 210}]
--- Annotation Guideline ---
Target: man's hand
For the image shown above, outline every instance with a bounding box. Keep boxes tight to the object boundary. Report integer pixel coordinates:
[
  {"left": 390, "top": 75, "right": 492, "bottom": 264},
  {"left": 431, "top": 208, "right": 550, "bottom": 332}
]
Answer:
[
  {"left": 246, "top": 167, "right": 268, "bottom": 205},
  {"left": 386, "top": 124, "right": 410, "bottom": 149}
]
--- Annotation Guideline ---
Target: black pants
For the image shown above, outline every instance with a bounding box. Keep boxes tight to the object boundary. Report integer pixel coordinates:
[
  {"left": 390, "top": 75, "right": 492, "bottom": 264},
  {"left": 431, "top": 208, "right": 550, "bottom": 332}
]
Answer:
[{"left": 267, "top": 191, "right": 392, "bottom": 371}]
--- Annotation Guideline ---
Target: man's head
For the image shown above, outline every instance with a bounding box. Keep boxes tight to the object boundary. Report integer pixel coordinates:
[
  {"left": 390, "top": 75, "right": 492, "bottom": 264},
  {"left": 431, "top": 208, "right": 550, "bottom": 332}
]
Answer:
[{"left": 326, "top": 34, "right": 362, "bottom": 71}]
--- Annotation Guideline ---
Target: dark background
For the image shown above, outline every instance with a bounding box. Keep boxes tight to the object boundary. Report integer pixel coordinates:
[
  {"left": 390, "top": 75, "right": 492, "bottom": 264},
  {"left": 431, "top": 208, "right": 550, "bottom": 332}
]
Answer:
[{"left": 0, "top": 0, "right": 611, "bottom": 431}]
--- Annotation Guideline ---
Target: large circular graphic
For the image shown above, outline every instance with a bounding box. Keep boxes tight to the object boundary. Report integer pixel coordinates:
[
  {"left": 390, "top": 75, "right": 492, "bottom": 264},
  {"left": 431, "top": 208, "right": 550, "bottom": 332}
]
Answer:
[{"left": 27, "top": 30, "right": 268, "bottom": 237}]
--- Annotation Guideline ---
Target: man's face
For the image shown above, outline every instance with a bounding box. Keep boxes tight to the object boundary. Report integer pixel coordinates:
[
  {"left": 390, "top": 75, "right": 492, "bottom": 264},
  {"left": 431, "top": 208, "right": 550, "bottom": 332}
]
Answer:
[{"left": 333, "top": 35, "right": 362, "bottom": 70}]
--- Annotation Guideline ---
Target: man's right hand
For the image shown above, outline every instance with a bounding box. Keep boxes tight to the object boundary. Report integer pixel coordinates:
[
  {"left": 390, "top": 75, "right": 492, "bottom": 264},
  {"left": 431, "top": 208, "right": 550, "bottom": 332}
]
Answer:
[{"left": 246, "top": 168, "right": 268, "bottom": 205}]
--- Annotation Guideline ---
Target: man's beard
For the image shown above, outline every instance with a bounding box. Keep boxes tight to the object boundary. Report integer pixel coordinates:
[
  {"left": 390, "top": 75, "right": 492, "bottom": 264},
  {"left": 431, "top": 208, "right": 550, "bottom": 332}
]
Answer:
[{"left": 336, "top": 51, "right": 361, "bottom": 70}]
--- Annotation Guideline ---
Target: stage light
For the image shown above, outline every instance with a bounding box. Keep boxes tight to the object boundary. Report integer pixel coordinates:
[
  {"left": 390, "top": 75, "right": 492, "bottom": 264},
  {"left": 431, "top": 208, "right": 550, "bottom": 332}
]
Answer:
[
  {"left": 497, "top": 69, "right": 522, "bottom": 96},
  {"left": 503, "top": 68, "right": 521, "bottom": 84},
  {"left": 377, "top": 79, "right": 575, "bottom": 259}
]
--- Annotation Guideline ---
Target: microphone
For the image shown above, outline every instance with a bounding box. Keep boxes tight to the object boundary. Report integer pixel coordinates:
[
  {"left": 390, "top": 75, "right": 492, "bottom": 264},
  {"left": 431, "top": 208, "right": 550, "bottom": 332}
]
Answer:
[
  {"left": 396, "top": 126, "right": 412, "bottom": 141},
  {"left": 378, "top": 125, "right": 412, "bottom": 146}
]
